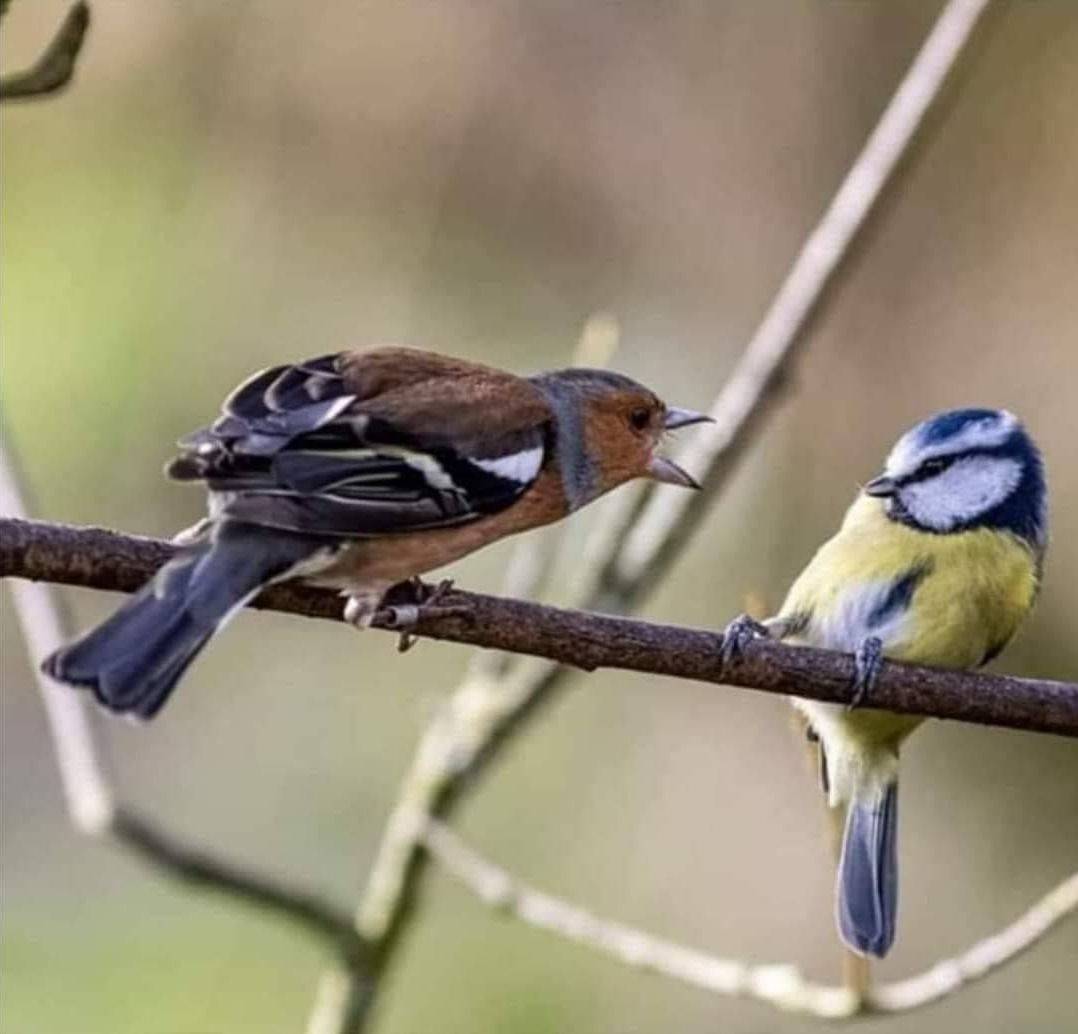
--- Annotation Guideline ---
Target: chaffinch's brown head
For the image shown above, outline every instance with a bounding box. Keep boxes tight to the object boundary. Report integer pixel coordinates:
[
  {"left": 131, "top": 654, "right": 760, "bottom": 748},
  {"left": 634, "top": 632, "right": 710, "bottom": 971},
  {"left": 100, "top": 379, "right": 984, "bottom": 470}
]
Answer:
[{"left": 529, "top": 368, "right": 711, "bottom": 510}]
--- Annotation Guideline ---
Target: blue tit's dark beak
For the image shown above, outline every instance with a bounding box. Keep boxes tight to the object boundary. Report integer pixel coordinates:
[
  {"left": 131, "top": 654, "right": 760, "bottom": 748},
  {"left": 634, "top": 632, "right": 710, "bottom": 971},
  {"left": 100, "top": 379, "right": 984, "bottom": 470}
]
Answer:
[
  {"left": 663, "top": 406, "right": 713, "bottom": 431},
  {"left": 864, "top": 474, "right": 897, "bottom": 498}
]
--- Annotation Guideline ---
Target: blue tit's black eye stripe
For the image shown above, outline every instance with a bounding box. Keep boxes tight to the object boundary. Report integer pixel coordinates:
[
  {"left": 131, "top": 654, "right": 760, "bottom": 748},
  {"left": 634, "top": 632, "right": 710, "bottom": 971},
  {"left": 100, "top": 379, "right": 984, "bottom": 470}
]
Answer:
[{"left": 899, "top": 455, "right": 954, "bottom": 485}]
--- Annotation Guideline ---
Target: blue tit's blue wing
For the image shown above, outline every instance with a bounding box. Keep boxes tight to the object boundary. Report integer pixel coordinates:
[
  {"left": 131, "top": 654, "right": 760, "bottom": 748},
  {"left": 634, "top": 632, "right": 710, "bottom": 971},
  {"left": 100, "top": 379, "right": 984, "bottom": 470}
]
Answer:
[{"left": 168, "top": 353, "right": 551, "bottom": 537}]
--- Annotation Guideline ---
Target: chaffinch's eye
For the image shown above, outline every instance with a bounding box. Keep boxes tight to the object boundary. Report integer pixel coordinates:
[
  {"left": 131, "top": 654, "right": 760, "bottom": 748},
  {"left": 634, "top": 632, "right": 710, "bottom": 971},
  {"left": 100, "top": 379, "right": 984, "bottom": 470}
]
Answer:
[{"left": 629, "top": 407, "right": 651, "bottom": 432}]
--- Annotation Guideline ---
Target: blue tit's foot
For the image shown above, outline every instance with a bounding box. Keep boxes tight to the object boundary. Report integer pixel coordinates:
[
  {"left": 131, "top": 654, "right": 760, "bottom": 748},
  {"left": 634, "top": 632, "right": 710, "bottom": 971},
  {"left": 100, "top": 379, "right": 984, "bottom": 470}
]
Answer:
[
  {"left": 380, "top": 578, "right": 465, "bottom": 652},
  {"left": 849, "top": 635, "right": 884, "bottom": 709},
  {"left": 719, "top": 613, "right": 769, "bottom": 671}
]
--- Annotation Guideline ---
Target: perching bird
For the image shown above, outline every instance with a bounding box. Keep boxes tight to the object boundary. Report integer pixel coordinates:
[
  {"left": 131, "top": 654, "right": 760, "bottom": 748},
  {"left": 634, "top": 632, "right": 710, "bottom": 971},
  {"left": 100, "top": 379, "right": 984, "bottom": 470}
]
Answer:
[
  {"left": 723, "top": 408, "right": 1046, "bottom": 958},
  {"left": 43, "top": 346, "right": 710, "bottom": 719}
]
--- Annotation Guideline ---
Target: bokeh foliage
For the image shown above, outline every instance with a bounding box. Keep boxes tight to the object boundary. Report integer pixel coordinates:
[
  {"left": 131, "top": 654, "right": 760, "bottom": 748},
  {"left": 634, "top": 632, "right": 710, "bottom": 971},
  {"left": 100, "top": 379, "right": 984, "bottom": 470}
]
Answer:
[{"left": 2, "top": 3, "right": 1076, "bottom": 1032}]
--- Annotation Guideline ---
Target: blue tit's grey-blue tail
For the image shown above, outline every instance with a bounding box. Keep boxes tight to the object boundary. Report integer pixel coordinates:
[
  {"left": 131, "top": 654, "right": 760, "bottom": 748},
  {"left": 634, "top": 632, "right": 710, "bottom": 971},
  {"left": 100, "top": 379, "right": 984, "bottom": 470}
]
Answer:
[
  {"left": 41, "top": 523, "right": 326, "bottom": 720},
  {"left": 837, "top": 782, "right": 899, "bottom": 958}
]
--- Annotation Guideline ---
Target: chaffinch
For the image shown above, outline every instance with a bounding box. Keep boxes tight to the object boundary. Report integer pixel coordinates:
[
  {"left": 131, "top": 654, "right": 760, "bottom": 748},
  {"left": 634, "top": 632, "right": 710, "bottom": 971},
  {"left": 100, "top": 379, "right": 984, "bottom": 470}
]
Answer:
[{"left": 43, "top": 346, "right": 710, "bottom": 718}]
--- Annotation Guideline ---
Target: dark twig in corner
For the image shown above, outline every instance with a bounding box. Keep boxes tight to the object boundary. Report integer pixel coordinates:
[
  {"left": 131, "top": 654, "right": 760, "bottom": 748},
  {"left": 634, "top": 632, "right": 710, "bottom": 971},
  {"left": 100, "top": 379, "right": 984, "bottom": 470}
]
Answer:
[
  {"left": 2, "top": 516, "right": 1075, "bottom": 738},
  {"left": 0, "top": 2, "right": 91, "bottom": 101},
  {"left": 111, "top": 809, "right": 371, "bottom": 968},
  {"left": 0, "top": 441, "right": 373, "bottom": 983}
]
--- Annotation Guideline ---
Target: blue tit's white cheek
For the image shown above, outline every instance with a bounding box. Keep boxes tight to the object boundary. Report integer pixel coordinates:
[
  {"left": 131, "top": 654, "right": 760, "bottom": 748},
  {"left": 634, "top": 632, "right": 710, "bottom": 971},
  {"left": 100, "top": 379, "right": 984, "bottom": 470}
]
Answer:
[{"left": 898, "top": 456, "right": 1023, "bottom": 531}]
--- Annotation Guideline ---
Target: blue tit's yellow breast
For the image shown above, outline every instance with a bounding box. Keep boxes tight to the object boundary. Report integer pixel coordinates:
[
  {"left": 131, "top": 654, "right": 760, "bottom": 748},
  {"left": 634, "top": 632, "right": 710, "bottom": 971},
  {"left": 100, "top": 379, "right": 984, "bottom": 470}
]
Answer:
[{"left": 780, "top": 494, "right": 1039, "bottom": 670}]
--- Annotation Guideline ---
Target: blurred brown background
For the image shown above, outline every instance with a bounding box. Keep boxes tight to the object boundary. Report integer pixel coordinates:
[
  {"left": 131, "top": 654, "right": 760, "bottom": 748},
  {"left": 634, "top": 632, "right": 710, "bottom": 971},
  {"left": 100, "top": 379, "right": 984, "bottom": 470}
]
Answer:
[{"left": 2, "top": 2, "right": 1076, "bottom": 1032}]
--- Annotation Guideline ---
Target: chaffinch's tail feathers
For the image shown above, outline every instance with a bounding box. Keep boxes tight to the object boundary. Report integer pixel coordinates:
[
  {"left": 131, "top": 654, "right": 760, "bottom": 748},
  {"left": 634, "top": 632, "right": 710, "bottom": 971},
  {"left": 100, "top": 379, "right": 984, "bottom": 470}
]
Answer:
[
  {"left": 42, "top": 523, "right": 327, "bottom": 719},
  {"left": 837, "top": 781, "right": 899, "bottom": 958}
]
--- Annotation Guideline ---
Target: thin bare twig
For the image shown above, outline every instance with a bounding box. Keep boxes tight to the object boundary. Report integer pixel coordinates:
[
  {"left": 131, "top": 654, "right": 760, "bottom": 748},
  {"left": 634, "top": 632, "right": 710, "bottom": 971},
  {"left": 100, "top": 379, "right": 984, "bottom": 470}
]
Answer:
[
  {"left": 4, "top": 1, "right": 1034, "bottom": 1029},
  {"left": 0, "top": 441, "right": 371, "bottom": 966},
  {"left": 424, "top": 820, "right": 1078, "bottom": 1019},
  {"left": 0, "top": 441, "right": 114, "bottom": 834},
  {"left": 332, "top": 2, "right": 1004, "bottom": 1027},
  {"left": 0, "top": 2, "right": 91, "bottom": 100},
  {"left": 607, "top": 0, "right": 996, "bottom": 601}
]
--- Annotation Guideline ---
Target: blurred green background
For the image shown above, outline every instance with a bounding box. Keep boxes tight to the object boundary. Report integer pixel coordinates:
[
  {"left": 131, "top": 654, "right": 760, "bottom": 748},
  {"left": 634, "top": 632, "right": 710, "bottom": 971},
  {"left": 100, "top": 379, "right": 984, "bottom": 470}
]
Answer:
[{"left": 2, "top": 2, "right": 1076, "bottom": 1032}]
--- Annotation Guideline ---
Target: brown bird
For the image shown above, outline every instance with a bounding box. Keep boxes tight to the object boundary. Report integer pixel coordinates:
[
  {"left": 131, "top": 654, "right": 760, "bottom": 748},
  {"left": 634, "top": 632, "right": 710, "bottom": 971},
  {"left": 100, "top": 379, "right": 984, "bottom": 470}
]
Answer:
[{"left": 43, "top": 345, "right": 711, "bottom": 718}]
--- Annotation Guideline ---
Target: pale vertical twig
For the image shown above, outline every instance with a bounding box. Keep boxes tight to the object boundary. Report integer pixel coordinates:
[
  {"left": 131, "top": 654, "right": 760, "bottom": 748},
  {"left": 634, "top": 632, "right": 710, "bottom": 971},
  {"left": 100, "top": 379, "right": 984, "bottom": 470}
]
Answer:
[
  {"left": 0, "top": 434, "right": 114, "bottom": 833},
  {"left": 323, "top": 2, "right": 1001, "bottom": 1028},
  {"left": 0, "top": 427, "right": 370, "bottom": 963},
  {"left": 608, "top": 0, "right": 995, "bottom": 602}
]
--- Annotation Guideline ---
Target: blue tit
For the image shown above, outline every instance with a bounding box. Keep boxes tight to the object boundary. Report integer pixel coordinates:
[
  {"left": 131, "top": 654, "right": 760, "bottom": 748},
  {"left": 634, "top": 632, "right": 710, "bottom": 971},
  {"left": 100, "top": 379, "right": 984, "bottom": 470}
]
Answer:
[{"left": 767, "top": 408, "right": 1046, "bottom": 957}]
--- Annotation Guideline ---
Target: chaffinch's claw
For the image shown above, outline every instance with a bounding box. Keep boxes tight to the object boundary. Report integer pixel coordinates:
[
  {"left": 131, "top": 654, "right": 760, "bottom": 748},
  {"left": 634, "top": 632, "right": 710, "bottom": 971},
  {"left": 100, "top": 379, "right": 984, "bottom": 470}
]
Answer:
[{"left": 379, "top": 579, "right": 462, "bottom": 651}]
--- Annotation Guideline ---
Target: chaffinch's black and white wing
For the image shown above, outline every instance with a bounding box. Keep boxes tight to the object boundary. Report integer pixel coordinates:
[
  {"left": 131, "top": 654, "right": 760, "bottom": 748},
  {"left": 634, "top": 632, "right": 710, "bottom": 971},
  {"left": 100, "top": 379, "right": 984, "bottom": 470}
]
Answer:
[{"left": 168, "top": 348, "right": 553, "bottom": 537}]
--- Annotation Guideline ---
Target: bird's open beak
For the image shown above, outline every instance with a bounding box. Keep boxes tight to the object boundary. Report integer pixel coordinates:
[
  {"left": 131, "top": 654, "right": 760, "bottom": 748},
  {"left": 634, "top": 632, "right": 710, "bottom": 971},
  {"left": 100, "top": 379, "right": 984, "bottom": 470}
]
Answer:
[
  {"left": 648, "top": 407, "right": 711, "bottom": 488},
  {"left": 648, "top": 455, "right": 701, "bottom": 490},
  {"left": 864, "top": 474, "right": 897, "bottom": 498},
  {"left": 664, "top": 406, "right": 713, "bottom": 431}
]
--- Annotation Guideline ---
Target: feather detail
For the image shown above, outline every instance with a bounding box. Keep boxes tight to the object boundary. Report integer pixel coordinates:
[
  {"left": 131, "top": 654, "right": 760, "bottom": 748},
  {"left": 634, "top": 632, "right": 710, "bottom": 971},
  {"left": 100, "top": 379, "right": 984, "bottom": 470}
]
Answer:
[
  {"left": 168, "top": 347, "right": 555, "bottom": 538},
  {"left": 469, "top": 445, "right": 545, "bottom": 484}
]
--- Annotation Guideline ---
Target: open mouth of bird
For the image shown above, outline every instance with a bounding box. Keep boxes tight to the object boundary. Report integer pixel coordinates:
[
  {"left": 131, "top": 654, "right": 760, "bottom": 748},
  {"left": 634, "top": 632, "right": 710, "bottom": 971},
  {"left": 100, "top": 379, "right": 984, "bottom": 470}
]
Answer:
[{"left": 647, "top": 407, "right": 712, "bottom": 488}]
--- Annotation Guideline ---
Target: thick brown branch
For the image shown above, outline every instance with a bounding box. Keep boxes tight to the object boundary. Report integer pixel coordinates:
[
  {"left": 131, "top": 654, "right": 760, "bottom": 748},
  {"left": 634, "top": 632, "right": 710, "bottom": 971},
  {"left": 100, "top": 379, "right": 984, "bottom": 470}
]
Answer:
[{"left": 3, "top": 516, "right": 1074, "bottom": 738}]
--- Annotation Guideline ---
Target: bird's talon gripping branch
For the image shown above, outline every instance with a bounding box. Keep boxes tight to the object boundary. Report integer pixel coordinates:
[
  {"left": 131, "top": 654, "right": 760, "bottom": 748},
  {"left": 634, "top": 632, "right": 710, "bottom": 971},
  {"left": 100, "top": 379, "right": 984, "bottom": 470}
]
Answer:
[
  {"left": 424, "top": 578, "right": 455, "bottom": 607},
  {"left": 849, "top": 635, "right": 884, "bottom": 709},
  {"left": 387, "top": 606, "right": 422, "bottom": 652},
  {"left": 381, "top": 579, "right": 463, "bottom": 651},
  {"left": 719, "top": 613, "right": 769, "bottom": 671}
]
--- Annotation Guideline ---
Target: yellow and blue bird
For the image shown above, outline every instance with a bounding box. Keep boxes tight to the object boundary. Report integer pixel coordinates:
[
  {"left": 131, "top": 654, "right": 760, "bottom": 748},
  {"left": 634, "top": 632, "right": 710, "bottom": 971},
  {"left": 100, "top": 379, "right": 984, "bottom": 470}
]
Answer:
[{"left": 724, "top": 408, "right": 1047, "bottom": 957}]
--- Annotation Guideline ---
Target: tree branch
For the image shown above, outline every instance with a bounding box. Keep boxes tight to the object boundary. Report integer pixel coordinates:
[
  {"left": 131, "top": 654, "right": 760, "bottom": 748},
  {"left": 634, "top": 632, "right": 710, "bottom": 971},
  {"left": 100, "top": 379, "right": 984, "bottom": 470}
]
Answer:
[
  {"left": 310, "top": 3, "right": 1003, "bottom": 1026},
  {"left": 423, "top": 820, "right": 1078, "bottom": 1019},
  {"left": 3, "top": 516, "right": 1075, "bottom": 738},
  {"left": 0, "top": 450, "right": 372, "bottom": 973},
  {"left": 604, "top": 0, "right": 996, "bottom": 602},
  {"left": 0, "top": 2, "right": 91, "bottom": 100}
]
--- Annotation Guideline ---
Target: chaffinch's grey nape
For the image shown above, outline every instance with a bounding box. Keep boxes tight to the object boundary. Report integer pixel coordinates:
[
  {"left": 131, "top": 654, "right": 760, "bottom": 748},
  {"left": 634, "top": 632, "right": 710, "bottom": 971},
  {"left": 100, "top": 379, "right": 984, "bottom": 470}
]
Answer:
[{"left": 43, "top": 345, "right": 711, "bottom": 718}]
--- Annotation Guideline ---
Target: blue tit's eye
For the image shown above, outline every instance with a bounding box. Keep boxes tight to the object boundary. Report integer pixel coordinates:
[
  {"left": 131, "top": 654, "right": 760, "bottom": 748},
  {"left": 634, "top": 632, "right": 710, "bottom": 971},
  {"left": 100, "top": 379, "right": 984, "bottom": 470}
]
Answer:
[{"left": 918, "top": 457, "right": 951, "bottom": 477}]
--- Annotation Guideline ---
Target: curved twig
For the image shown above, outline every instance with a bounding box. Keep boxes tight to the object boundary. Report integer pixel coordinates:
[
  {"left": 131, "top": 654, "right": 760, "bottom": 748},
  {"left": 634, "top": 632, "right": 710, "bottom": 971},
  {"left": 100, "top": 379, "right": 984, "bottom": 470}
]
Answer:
[
  {"left": 424, "top": 820, "right": 1078, "bottom": 1019},
  {"left": 0, "top": 2, "right": 91, "bottom": 100},
  {"left": 332, "top": 3, "right": 1017, "bottom": 1024},
  {"left": 0, "top": 446, "right": 371, "bottom": 969}
]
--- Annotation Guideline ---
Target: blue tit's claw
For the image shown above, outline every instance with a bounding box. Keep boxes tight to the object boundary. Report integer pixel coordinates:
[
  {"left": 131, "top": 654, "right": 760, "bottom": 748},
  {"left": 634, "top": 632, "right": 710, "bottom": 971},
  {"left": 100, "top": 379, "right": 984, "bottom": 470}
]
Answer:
[
  {"left": 719, "top": 613, "right": 769, "bottom": 671},
  {"left": 849, "top": 635, "right": 884, "bottom": 709}
]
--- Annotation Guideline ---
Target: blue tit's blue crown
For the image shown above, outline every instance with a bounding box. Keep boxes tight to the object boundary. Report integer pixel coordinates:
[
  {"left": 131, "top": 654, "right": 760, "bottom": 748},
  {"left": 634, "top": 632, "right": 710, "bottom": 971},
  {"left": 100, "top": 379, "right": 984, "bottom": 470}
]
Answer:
[
  {"left": 881, "top": 408, "right": 1046, "bottom": 548},
  {"left": 916, "top": 407, "right": 1006, "bottom": 446}
]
